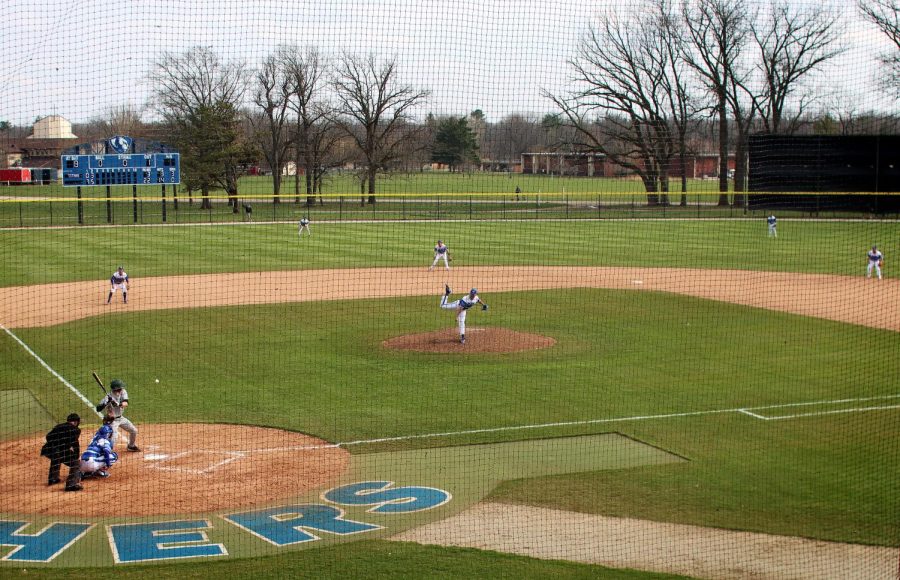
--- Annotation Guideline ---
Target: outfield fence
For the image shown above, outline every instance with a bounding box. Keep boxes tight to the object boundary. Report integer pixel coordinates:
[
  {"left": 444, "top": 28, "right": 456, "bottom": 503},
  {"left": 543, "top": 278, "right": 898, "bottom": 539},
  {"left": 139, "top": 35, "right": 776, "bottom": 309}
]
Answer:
[{"left": 2, "top": 192, "right": 900, "bottom": 228}]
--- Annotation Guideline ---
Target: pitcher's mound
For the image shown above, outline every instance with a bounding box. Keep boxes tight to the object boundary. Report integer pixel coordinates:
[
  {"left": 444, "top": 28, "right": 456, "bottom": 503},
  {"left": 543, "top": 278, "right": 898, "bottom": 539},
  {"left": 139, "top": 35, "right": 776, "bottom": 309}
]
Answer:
[{"left": 383, "top": 327, "right": 555, "bottom": 353}]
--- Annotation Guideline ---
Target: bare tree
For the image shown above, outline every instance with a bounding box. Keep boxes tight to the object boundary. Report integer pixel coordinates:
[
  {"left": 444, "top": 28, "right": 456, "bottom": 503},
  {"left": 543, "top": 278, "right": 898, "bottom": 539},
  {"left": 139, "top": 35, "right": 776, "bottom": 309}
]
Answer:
[
  {"left": 282, "top": 46, "right": 340, "bottom": 204},
  {"left": 683, "top": 0, "right": 750, "bottom": 202},
  {"left": 250, "top": 51, "right": 293, "bottom": 201},
  {"left": 96, "top": 105, "right": 146, "bottom": 140},
  {"left": 482, "top": 114, "right": 544, "bottom": 164},
  {"left": 751, "top": 2, "right": 844, "bottom": 135},
  {"left": 149, "top": 46, "right": 247, "bottom": 209},
  {"left": 547, "top": 3, "right": 694, "bottom": 204},
  {"left": 858, "top": 0, "right": 900, "bottom": 97},
  {"left": 331, "top": 53, "right": 429, "bottom": 204}
]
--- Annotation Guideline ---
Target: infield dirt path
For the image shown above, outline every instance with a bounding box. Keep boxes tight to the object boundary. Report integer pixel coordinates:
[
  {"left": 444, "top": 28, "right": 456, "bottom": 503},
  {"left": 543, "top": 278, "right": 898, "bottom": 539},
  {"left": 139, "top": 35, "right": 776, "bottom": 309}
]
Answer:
[{"left": 0, "top": 266, "right": 898, "bottom": 330}]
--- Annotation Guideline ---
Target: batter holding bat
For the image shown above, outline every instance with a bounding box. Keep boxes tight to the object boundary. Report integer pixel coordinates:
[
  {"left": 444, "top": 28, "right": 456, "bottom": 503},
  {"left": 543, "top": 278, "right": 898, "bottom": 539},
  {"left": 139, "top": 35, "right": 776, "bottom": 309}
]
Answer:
[{"left": 93, "top": 373, "right": 141, "bottom": 452}]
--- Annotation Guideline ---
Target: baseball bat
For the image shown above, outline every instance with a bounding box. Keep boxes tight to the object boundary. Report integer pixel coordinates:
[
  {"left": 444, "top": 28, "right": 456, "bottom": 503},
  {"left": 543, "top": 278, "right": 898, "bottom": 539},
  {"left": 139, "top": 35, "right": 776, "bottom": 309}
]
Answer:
[
  {"left": 91, "top": 371, "right": 118, "bottom": 411},
  {"left": 91, "top": 370, "right": 108, "bottom": 396}
]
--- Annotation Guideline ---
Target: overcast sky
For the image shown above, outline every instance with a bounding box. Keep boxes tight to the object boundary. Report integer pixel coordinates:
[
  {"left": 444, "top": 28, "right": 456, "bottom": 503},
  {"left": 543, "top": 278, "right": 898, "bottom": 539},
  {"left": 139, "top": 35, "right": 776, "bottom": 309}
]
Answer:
[{"left": 1, "top": 0, "right": 895, "bottom": 127}]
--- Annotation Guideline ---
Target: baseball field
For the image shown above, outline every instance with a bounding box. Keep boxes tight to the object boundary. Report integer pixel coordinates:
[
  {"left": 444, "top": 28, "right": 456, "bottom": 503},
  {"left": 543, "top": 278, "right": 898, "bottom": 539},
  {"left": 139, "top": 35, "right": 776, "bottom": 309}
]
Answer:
[{"left": 0, "top": 217, "right": 898, "bottom": 578}]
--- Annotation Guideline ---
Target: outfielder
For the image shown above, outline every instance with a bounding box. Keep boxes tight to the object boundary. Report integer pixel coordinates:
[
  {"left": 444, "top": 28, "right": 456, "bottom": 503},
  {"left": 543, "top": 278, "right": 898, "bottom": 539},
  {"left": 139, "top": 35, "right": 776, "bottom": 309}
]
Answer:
[
  {"left": 767, "top": 214, "right": 777, "bottom": 237},
  {"left": 298, "top": 217, "right": 311, "bottom": 237},
  {"left": 107, "top": 266, "right": 129, "bottom": 304},
  {"left": 867, "top": 245, "right": 884, "bottom": 280},
  {"left": 95, "top": 379, "right": 141, "bottom": 452},
  {"left": 429, "top": 240, "right": 451, "bottom": 271},
  {"left": 439, "top": 285, "right": 488, "bottom": 344}
]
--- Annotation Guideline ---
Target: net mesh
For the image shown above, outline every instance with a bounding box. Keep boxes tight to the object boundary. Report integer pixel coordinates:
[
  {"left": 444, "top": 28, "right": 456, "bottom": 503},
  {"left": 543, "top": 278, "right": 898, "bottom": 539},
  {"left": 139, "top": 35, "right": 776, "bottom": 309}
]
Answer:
[{"left": 0, "top": 0, "right": 898, "bottom": 576}]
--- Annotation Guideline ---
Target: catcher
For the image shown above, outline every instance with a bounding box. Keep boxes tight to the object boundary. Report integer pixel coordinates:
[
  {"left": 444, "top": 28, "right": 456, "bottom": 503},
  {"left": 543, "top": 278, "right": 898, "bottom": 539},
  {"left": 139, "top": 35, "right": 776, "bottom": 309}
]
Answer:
[{"left": 866, "top": 245, "right": 883, "bottom": 280}]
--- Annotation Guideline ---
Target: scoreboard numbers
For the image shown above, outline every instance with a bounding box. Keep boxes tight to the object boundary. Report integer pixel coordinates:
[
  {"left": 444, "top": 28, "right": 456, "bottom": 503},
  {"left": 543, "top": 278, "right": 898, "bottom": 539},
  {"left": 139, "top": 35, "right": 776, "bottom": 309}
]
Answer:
[{"left": 62, "top": 153, "right": 180, "bottom": 187}]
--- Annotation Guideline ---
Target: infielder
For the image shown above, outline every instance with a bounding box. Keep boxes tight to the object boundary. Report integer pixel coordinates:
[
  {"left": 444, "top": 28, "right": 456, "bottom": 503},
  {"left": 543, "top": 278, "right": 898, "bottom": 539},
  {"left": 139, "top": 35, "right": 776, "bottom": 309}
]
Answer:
[
  {"left": 298, "top": 217, "right": 311, "bottom": 237},
  {"left": 79, "top": 436, "right": 118, "bottom": 479},
  {"left": 439, "top": 285, "right": 488, "bottom": 344},
  {"left": 429, "top": 240, "right": 451, "bottom": 271},
  {"left": 95, "top": 379, "right": 141, "bottom": 451},
  {"left": 767, "top": 214, "right": 777, "bottom": 237},
  {"left": 107, "top": 266, "right": 129, "bottom": 304},
  {"left": 867, "top": 245, "right": 884, "bottom": 280}
]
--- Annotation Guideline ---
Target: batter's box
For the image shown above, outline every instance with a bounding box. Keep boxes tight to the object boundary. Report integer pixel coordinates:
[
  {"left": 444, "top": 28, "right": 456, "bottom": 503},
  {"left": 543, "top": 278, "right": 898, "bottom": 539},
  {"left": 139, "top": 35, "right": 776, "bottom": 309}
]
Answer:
[{"left": 144, "top": 450, "right": 246, "bottom": 475}]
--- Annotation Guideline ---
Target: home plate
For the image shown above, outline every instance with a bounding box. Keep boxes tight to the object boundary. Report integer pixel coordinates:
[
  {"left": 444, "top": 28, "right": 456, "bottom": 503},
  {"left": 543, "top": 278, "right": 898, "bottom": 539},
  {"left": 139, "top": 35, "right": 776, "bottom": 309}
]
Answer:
[{"left": 632, "top": 280, "right": 644, "bottom": 285}]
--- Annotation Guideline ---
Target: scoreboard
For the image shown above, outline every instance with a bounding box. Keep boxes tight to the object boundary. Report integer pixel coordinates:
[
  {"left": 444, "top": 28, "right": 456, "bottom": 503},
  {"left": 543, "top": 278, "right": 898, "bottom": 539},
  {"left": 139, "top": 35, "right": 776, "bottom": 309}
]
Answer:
[{"left": 61, "top": 153, "right": 180, "bottom": 187}]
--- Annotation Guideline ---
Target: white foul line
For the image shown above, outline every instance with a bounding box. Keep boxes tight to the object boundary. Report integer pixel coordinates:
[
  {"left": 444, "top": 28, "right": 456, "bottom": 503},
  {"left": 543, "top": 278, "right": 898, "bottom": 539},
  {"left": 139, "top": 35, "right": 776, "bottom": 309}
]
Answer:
[
  {"left": 0, "top": 322, "right": 99, "bottom": 415},
  {"left": 242, "top": 393, "right": 900, "bottom": 454},
  {"left": 761, "top": 404, "right": 900, "bottom": 421}
]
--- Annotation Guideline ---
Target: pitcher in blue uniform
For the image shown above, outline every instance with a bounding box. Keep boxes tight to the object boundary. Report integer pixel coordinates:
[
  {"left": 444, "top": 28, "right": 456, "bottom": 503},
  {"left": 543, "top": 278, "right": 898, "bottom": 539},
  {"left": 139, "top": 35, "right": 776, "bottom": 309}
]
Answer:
[{"left": 439, "top": 285, "right": 488, "bottom": 344}]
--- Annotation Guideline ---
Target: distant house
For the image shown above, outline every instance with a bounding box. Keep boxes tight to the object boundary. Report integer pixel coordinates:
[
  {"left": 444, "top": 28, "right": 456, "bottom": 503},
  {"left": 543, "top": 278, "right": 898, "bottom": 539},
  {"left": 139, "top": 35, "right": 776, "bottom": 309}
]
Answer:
[{"left": 9, "top": 115, "right": 80, "bottom": 169}]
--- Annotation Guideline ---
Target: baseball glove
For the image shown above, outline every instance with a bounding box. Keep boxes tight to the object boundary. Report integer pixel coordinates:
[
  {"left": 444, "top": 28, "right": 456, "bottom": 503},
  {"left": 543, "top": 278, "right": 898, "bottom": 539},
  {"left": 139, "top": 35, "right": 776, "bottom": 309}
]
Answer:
[
  {"left": 879, "top": 260, "right": 884, "bottom": 268},
  {"left": 482, "top": 304, "right": 488, "bottom": 311}
]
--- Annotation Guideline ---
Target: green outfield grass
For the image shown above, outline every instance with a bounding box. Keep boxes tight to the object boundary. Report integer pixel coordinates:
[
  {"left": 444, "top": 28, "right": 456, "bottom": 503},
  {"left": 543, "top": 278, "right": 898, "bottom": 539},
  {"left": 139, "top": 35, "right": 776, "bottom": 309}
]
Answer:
[
  {"left": 5, "top": 289, "right": 899, "bottom": 546},
  {"left": 0, "top": 220, "right": 896, "bottom": 287},
  {"left": 0, "top": 541, "right": 687, "bottom": 579}
]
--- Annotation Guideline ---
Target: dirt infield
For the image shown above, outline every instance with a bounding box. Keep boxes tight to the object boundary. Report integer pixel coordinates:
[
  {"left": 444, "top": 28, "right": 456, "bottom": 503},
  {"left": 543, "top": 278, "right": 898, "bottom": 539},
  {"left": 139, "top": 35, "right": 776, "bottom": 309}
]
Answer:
[
  {"left": 0, "top": 266, "right": 898, "bottom": 331},
  {"left": 2, "top": 424, "right": 349, "bottom": 516},
  {"left": 383, "top": 327, "right": 556, "bottom": 353}
]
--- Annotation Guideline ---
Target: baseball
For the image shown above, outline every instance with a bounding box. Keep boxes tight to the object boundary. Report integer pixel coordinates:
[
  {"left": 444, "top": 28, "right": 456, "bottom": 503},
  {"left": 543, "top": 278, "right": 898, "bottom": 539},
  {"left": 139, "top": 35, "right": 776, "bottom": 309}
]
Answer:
[{"left": 154, "top": 378, "right": 160, "bottom": 383}]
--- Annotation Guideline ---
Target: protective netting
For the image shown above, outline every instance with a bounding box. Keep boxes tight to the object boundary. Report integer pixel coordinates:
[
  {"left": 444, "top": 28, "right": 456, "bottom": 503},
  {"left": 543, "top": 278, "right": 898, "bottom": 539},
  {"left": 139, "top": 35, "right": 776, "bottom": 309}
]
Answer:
[{"left": 1, "top": 0, "right": 899, "bottom": 576}]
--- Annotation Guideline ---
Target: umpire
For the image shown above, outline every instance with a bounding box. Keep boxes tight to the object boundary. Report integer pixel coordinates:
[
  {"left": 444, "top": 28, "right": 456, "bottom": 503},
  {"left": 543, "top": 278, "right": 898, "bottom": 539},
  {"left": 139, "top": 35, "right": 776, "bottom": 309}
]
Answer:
[{"left": 40, "top": 413, "right": 83, "bottom": 492}]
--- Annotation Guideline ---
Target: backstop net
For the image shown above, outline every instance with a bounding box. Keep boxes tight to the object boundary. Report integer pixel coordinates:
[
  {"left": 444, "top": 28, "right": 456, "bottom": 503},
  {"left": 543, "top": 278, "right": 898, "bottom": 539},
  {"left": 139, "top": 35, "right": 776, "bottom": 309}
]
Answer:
[{"left": 0, "top": 0, "right": 898, "bottom": 576}]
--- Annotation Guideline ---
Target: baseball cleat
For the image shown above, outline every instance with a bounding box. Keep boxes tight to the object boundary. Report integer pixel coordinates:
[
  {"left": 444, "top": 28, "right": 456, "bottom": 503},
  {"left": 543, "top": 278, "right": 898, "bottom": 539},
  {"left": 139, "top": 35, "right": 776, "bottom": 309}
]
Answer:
[
  {"left": 47, "top": 478, "right": 61, "bottom": 486},
  {"left": 64, "top": 484, "right": 83, "bottom": 492},
  {"left": 127, "top": 445, "right": 141, "bottom": 452},
  {"left": 445, "top": 285, "right": 452, "bottom": 295},
  {"left": 96, "top": 471, "right": 110, "bottom": 478}
]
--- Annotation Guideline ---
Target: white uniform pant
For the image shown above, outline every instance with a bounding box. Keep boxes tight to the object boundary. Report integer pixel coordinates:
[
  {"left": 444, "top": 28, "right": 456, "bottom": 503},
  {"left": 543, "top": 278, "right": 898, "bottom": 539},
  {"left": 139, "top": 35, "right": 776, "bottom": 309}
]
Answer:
[
  {"left": 430, "top": 254, "right": 450, "bottom": 270},
  {"left": 440, "top": 297, "right": 468, "bottom": 336},
  {"left": 298, "top": 224, "right": 311, "bottom": 236},
  {"left": 867, "top": 261, "right": 882, "bottom": 279},
  {"left": 110, "top": 417, "right": 138, "bottom": 448},
  {"left": 110, "top": 282, "right": 127, "bottom": 294},
  {"left": 768, "top": 224, "right": 776, "bottom": 237},
  {"left": 80, "top": 457, "right": 110, "bottom": 475}
]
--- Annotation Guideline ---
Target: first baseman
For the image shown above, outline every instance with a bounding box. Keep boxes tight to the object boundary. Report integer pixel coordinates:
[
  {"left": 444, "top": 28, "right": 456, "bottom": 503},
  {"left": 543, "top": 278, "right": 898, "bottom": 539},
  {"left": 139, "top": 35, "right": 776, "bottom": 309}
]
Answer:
[
  {"left": 107, "top": 266, "right": 129, "bottom": 304},
  {"left": 95, "top": 379, "right": 141, "bottom": 451},
  {"left": 867, "top": 245, "right": 883, "bottom": 279},
  {"left": 439, "top": 285, "right": 488, "bottom": 344},
  {"left": 429, "top": 240, "right": 451, "bottom": 271}
]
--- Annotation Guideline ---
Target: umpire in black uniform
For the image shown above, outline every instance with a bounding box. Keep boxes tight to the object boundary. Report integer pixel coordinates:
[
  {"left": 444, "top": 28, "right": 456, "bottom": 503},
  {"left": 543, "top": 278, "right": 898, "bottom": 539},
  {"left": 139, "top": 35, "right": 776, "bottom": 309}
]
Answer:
[{"left": 40, "top": 413, "right": 83, "bottom": 491}]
